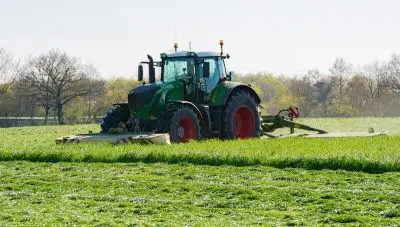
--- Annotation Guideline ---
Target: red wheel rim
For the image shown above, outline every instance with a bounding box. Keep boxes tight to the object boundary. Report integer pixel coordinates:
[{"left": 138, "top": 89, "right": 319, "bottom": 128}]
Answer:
[
  {"left": 234, "top": 106, "right": 255, "bottom": 138},
  {"left": 178, "top": 116, "right": 196, "bottom": 142}
]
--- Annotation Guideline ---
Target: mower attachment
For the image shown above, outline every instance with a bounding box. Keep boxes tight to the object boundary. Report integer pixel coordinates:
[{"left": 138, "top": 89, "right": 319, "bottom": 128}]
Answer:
[
  {"left": 56, "top": 132, "right": 170, "bottom": 145},
  {"left": 260, "top": 107, "right": 387, "bottom": 139},
  {"left": 261, "top": 107, "right": 327, "bottom": 137}
]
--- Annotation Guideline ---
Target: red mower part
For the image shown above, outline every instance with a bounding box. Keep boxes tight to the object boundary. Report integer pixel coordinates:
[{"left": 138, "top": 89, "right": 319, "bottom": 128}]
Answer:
[
  {"left": 289, "top": 107, "right": 299, "bottom": 118},
  {"left": 234, "top": 106, "right": 255, "bottom": 138},
  {"left": 177, "top": 116, "right": 196, "bottom": 142}
]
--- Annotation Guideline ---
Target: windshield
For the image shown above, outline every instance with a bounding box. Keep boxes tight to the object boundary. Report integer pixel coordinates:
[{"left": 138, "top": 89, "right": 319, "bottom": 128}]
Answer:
[{"left": 163, "top": 58, "right": 195, "bottom": 82}]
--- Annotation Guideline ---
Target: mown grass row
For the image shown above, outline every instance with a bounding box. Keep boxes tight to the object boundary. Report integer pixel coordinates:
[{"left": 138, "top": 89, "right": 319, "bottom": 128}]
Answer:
[
  {"left": 1, "top": 132, "right": 400, "bottom": 173},
  {"left": 1, "top": 148, "right": 396, "bottom": 173}
]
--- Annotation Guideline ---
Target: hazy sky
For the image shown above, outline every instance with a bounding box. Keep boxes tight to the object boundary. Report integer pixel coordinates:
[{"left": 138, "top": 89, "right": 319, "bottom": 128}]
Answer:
[{"left": 1, "top": 0, "right": 399, "bottom": 78}]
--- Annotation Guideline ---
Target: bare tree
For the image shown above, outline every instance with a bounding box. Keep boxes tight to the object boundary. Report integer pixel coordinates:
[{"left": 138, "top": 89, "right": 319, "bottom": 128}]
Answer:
[
  {"left": 345, "top": 74, "right": 369, "bottom": 114},
  {"left": 363, "top": 62, "right": 389, "bottom": 100},
  {"left": 23, "top": 49, "right": 102, "bottom": 124},
  {"left": 12, "top": 77, "right": 52, "bottom": 123},
  {"left": 313, "top": 78, "right": 333, "bottom": 116},
  {"left": 0, "top": 48, "right": 18, "bottom": 101},
  {"left": 329, "top": 58, "right": 352, "bottom": 100},
  {"left": 306, "top": 69, "right": 322, "bottom": 84},
  {"left": 361, "top": 62, "right": 393, "bottom": 116},
  {"left": 388, "top": 54, "right": 400, "bottom": 93},
  {"left": 287, "top": 73, "right": 315, "bottom": 116}
]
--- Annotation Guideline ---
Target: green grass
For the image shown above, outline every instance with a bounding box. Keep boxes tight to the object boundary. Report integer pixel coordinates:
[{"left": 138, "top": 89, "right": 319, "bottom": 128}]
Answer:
[
  {"left": 1, "top": 161, "right": 399, "bottom": 225},
  {"left": 1, "top": 119, "right": 400, "bottom": 173},
  {"left": 1, "top": 136, "right": 400, "bottom": 173},
  {"left": 1, "top": 118, "right": 400, "bottom": 225}
]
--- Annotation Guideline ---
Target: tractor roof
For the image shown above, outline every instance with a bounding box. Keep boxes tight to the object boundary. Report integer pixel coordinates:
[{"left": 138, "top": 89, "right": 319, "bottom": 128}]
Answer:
[{"left": 163, "top": 51, "right": 224, "bottom": 58}]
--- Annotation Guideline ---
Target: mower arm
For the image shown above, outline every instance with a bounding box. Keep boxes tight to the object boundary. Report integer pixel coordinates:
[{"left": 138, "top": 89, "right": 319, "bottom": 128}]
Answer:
[{"left": 261, "top": 116, "right": 327, "bottom": 134}]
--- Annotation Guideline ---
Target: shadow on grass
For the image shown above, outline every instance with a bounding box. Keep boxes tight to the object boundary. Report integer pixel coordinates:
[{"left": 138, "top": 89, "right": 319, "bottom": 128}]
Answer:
[{"left": 0, "top": 150, "right": 397, "bottom": 174}]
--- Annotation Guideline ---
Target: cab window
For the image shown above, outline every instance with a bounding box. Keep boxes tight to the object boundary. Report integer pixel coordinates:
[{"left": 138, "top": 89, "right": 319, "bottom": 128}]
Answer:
[
  {"left": 163, "top": 58, "right": 195, "bottom": 82},
  {"left": 202, "top": 58, "right": 220, "bottom": 93}
]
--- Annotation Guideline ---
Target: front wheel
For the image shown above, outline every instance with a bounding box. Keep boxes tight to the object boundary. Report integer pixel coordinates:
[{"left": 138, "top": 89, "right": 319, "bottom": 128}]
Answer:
[
  {"left": 166, "top": 106, "right": 201, "bottom": 143},
  {"left": 223, "top": 90, "right": 261, "bottom": 139},
  {"left": 100, "top": 105, "right": 130, "bottom": 133}
]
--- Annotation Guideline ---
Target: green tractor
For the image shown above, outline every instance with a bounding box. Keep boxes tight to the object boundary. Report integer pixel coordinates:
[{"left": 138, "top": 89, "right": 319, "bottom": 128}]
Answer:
[
  {"left": 57, "top": 42, "right": 384, "bottom": 145},
  {"left": 101, "top": 41, "right": 263, "bottom": 143}
]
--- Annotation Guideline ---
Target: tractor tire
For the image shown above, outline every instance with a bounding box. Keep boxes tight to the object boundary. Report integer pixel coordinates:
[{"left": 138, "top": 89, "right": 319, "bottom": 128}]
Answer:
[
  {"left": 223, "top": 90, "right": 261, "bottom": 139},
  {"left": 164, "top": 105, "right": 201, "bottom": 143},
  {"left": 100, "top": 105, "right": 130, "bottom": 133}
]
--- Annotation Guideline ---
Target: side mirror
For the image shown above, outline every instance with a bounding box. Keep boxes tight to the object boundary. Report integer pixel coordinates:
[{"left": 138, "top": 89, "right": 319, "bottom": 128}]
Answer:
[
  {"left": 138, "top": 65, "right": 143, "bottom": 81},
  {"left": 203, "top": 62, "right": 210, "bottom": 78},
  {"left": 227, "top": 71, "right": 234, "bottom": 81}
]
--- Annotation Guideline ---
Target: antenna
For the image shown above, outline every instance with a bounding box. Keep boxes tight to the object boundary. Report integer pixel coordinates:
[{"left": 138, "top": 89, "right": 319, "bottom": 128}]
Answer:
[
  {"left": 189, "top": 42, "right": 192, "bottom": 51},
  {"left": 219, "top": 40, "right": 224, "bottom": 55}
]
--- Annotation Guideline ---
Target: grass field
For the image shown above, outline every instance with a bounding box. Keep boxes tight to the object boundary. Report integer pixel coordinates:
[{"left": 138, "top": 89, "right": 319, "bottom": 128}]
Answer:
[{"left": 1, "top": 118, "right": 400, "bottom": 225}]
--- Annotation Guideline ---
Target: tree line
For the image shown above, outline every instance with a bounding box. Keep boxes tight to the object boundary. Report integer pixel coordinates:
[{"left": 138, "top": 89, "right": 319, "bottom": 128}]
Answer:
[
  {"left": 0, "top": 48, "right": 141, "bottom": 125},
  {"left": 1, "top": 48, "right": 400, "bottom": 126},
  {"left": 239, "top": 55, "right": 400, "bottom": 117}
]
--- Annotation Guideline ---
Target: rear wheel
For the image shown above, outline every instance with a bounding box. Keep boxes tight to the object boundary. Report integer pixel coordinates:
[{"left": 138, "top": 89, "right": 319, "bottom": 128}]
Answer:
[
  {"left": 101, "top": 105, "right": 130, "bottom": 133},
  {"left": 166, "top": 106, "right": 201, "bottom": 143},
  {"left": 223, "top": 90, "right": 261, "bottom": 139}
]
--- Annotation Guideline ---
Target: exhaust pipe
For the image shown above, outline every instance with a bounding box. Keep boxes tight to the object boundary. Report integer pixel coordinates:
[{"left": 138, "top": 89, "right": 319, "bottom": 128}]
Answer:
[{"left": 147, "top": 55, "right": 155, "bottom": 83}]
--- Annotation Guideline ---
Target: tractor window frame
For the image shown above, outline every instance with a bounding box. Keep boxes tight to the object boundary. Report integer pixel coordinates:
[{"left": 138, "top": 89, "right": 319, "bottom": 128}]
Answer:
[
  {"left": 161, "top": 57, "right": 196, "bottom": 82},
  {"left": 200, "top": 57, "right": 221, "bottom": 93},
  {"left": 219, "top": 58, "right": 227, "bottom": 79}
]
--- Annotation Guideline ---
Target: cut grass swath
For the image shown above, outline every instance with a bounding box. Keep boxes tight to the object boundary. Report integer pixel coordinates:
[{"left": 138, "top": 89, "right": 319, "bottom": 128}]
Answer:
[{"left": 1, "top": 133, "right": 400, "bottom": 173}]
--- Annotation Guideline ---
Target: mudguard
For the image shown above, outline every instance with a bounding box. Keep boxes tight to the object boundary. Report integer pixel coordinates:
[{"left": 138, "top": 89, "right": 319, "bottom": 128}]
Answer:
[
  {"left": 210, "top": 81, "right": 261, "bottom": 106},
  {"left": 166, "top": 100, "right": 203, "bottom": 119}
]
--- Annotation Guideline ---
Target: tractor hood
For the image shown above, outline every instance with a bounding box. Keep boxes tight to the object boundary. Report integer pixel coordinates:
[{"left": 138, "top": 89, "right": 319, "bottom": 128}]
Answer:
[
  {"left": 128, "top": 80, "right": 186, "bottom": 118},
  {"left": 128, "top": 83, "right": 161, "bottom": 113}
]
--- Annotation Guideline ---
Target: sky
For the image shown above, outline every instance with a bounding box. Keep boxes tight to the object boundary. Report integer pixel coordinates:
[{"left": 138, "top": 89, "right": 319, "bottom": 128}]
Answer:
[{"left": 1, "top": 0, "right": 399, "bottom": 78}]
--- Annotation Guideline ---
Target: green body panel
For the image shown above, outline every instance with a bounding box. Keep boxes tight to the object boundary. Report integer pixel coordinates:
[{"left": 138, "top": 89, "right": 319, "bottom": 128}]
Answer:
[
  {"left": 210, "top": 81, "right": 247, "bottom": 106},
  {"left": 132, "top": 80, "right": 185, "bottom": 120}
]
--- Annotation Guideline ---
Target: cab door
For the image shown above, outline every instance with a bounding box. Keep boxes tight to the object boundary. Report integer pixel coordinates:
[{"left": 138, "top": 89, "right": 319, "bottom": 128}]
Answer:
[{"left": 199, "top": 58, "right": 222, "bottom": 103}]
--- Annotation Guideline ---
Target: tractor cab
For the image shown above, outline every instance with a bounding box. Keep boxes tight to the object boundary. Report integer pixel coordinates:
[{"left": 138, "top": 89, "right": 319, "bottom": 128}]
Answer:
[
  {"left": 161, "top": 51, "right": 231, "bottom": 103},
  {"left": 137, "top": 50, "right": 232, "bottom": 103}
]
